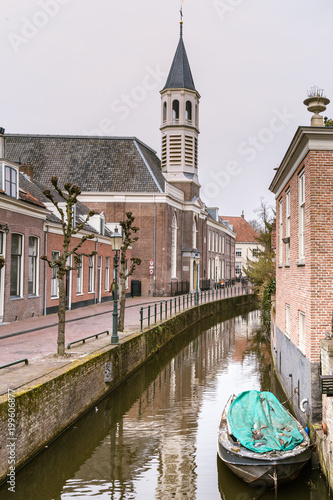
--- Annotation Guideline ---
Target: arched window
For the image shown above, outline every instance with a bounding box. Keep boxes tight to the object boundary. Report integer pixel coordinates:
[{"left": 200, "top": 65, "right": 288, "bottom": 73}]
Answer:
[
  {"left": 192, "top": 217, "right": 197, "bottom": 249},
  {"left": 195, "top": 104, "right": 198, "bottom": 126},
  {"left": 171, "top": 214, "right": 178, "bottom": 278},
  {"left": 186, "top": 101, "right": 192, "bottom": 121},
  {"left": 172, "top": 100, "right": 179, "bottom": 120},
  {"left": 163, "top": 102, "right": 167, "bottom": 122}
]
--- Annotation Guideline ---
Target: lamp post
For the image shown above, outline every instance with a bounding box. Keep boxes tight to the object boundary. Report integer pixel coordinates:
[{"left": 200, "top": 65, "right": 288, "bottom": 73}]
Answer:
[
  {"left": 194, "top": 253, "right": 200, "bottom": 306},
  {"left": 110, "top": 227, "right": 123, "bottom": 345}
]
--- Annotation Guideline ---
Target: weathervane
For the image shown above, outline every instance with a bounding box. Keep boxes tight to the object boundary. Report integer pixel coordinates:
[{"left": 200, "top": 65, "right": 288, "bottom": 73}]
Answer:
[{"left": 180, "top": 0, "right": 184, "bottom": 36}]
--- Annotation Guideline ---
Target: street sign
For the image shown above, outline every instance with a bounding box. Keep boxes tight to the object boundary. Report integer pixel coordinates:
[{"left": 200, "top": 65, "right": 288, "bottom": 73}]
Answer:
[
  {"left": 149, "top": 260, "right": 154, "bottom": 266},
  {"left": 149, "top": 269, "right": 154, "bottom": 275}
]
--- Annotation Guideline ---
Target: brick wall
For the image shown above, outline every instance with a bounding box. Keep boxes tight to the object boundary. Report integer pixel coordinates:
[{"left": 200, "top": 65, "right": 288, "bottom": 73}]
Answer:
[
  {"left": 276, "top": 151, "right": 333, "bottom": 363},
  {"left": 1, "top": 208, "right": 45, "bottom": 322}
]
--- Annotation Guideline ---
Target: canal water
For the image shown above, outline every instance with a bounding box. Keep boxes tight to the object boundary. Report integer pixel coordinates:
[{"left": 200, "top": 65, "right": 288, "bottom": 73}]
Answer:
[{"left": 1, "top": 306, "right": 330, "bottom": 499}]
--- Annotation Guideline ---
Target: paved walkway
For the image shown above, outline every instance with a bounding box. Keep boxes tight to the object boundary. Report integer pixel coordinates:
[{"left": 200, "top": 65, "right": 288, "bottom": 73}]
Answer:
[
  {"left": 0, "top": 296, "right": 173, "bottom": 396},
  {"left": 0, "top": 286, "right": 247, "bottom": 396}
]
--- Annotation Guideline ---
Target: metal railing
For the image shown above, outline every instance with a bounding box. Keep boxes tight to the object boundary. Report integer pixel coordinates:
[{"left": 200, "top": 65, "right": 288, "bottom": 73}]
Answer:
[
  {"left": 139, "top": 285, "right": 250, "bottom": 331},
  {"left": 0, "top": 358, "right": 29, "bottom": 370},
  {"left": 67, "top": 330, "right": 110, "bottom": 349}
]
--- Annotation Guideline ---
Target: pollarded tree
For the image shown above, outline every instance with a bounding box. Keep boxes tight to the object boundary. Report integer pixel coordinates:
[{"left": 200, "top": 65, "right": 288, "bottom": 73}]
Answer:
[
  {"left": 118, "top": 212, "right": 141, "bottom": 332},
  {"left": 41, "top": 176, "right": 96, "bottom": 356}
]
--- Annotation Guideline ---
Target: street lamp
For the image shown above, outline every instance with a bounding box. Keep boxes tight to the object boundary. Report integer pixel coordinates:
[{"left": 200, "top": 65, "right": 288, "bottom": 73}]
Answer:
[
  {"left": 194, "top": 252, "right": 200, "bottom": 306},
  {"left": 110, "top": 227, "right": 123, "bottom": 344}
]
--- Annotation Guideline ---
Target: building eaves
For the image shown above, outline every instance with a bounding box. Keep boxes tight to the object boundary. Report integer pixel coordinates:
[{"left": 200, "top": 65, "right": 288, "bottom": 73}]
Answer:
[{"left": 269, "top": 126, "right": 333, "bottom": 196}]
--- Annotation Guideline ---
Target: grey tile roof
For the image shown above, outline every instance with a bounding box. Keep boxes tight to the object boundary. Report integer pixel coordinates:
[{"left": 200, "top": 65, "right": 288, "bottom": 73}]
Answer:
[
  {"left": 163, "top": 35, "right": 196, "bottom": 91},
  {"left": 6, "top": 135, "right": 165, "bottom": 194},
  {"left": 18, "top": 174, "right": 110, "bottom": 236}
]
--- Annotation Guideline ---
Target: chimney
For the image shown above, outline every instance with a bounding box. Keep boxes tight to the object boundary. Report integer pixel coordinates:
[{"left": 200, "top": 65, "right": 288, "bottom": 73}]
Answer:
[
  {"left": 0, "top": 127, "right": 5, "bottom": 158},
  {"left": 19, "top": 162, "right": 33, "bottom": 182},
  {"left": 241, "top": 211, "right": 244, "bottom": 219},
  {"left": 304, "top": 87, "right": 330, "bottom": 126}
]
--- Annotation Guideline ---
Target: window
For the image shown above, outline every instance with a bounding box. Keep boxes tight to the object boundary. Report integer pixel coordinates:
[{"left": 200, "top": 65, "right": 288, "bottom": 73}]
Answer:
[
  {"left": 163, "top": 102, "right": 167, "bottom": 122},
  {"left": 192, "top": 218, "right": 197, "bottom": 249},
  {"left": 51, "top": 251, "right": 60, "bottom": 298},
  {"left": 208, "top": 258, "right": 211, "bottom": 279},
  {"left": 171, "top": 214, "right": 177, "bottom": 278},
  {"left": 88, "top": 255, "right": 94, "bottom": 293},
  {"left": 299, "top": 311, "right": 305, "bottom": 353},
  {"left": 172, "top": 100, "right": 179, "bottom": 120},
  {"left": 285, "top": 304, "right": 290, "bottom": 337},
  {"left": 252, "top": 248, "right": 259, "bottom": 257},
  {"left": 299, "top": 172, "right": 305, "bottom": 261},
  {"left": 100, "top": 217, "right": 105, "bottom": 235},
  {"left": 279, "top": 198, "right": 283, "bottom": 265},
  {"left": 208, "top": 231, "right": 211, "bottom": 252},
  {"left": 235, "top": 262, "right": 242, "bottom": 275},
  {"left": 236, "top": 248, "right": 242, "bottom": 257},
  {"left": 5, "top": 165, "right": 17, "bottom": 198},
  {"left": 105, "top": 257, "right": 110, "bottom": 291},
  {"left": 0, "top": 231, "right": 3, "bottom": 255},
  {"left": 76, "top": 256, "right": 83, "bottom": 294},
  {"left": 185, "top": 101, "right": 192, "bottom": 121},
  {"left": 10, "top": 234, "right": 23, "bottom": 297},
  {"left": 212, "top": 232, "right": 215, "bottom": 253},
  {"left": 28, "top": 237, "right": 38, "bottom": 296},
  {"left": 222, "top": 236, "right": 225, "bottom": 254},
  {"left": 285, "top": 189, "right": 290, "bottom": 265}
]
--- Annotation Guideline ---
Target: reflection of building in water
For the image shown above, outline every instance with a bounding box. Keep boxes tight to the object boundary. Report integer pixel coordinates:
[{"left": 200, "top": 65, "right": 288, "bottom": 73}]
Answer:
[
  {"left": 232, "top": 310, "right": 261, "bottom": 362},
  {"left": 64, "top": 315, "right": 238, "bottom": 498}
]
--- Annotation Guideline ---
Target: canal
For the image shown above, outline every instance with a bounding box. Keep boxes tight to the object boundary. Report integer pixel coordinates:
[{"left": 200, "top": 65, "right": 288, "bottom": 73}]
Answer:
[{"left": 1, "top": 306, "right": 330, "bottom": 499}]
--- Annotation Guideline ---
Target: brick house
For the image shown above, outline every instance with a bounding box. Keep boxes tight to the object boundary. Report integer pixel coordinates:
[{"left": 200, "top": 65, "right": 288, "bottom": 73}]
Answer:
[
  {"left": 269, "top": 94, "right": 333, "bottom": 425},
  {"left": 4, "top": 23, "right": 235, "bottom": 297},
  {"left": 220, "top": 214, "right": 263, "bottom": 277},
  {"left": 0, "top": 149, "right": 120, "bottom": 323}
]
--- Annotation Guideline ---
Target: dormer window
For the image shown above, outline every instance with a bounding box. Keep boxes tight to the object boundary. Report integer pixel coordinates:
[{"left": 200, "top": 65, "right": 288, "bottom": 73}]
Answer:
[
  {"left": 3, "top": 165, "right": 18, "bottom": 198},
  {"left": 186, "top": 101, "right": 192, "bottom": 121},
  {"left": 100, "top": 216, "right": 105, "bottom": 235},
  {"left": 172, "top": 100, "right": 179, "bottom": 121}
]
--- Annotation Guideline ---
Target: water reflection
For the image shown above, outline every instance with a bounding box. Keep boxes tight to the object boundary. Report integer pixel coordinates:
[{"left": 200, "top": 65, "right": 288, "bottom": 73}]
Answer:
[{"left": 0, "top": 307, "right": 330, "bottom": 499}]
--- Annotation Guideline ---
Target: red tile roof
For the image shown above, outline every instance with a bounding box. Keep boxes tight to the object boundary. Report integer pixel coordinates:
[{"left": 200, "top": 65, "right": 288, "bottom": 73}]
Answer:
[
  {"left": 19, "top": 189, "right": 46, "bottom": 208},
  {"left": 220, "top": 216, "right": 259, "bottom": 243}
]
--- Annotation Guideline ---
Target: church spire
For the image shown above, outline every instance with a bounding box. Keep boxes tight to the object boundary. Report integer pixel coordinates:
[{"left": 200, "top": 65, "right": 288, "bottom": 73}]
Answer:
[
  {"left": 163, "top": 2, "right": 196, "bottom": 92},
  {"left": 160, "top": 5, "right": 201, "bottom": 199}
]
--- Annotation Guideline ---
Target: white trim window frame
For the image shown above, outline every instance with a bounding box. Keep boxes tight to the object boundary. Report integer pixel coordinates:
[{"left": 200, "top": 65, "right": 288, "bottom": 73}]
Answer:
[
  {"left": 285, "top": 189, "right": 290, "bottom": 265},
  {"left": 299, "top": 310, "right": 306, "bottom": 354},
  {"left": 28, "top": 236, "right": 39, "bottom": 296},
  {"left": 88, "top": 255, "right": 95, "bottom": 293},
  {"left": 299, "top": 171, "right": 305, "bottom": 262},
  {"left": 105, "top": 257, "right": 110, "bottom": 291},
  {"left": 10, "top": 233, "right": 23, "bottom": 298},
  {"left": 76, "top": 255, "right": 83, "bottom": 295},
  {"left": 51, "top": 251, "right": 60, "bottom": 298},
  {"left": 285, "top": 304, "right": 290, "bottom": 337},
  {"left": 279, "top": 198, "right": 283, "bottom": 266}
]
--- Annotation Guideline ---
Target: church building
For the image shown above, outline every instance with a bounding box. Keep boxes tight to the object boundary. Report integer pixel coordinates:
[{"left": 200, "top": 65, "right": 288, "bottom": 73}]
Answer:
[{"left": 4, "top": 20, "right": 235, "bottom": 299}]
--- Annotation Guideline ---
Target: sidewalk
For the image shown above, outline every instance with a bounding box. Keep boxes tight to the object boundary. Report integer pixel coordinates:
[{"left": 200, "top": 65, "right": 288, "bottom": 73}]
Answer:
[{"left": 0, "top": 296, "right": 171, "bottom": 396}]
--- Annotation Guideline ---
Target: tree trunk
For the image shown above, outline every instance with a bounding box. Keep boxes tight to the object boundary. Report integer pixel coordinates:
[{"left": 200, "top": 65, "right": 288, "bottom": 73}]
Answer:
[
  {"left": 118, "top": 263, "right": 127, "bottom": 332},
  {"left": 57, "top": 273, "right": 66, "bottom": 355}
]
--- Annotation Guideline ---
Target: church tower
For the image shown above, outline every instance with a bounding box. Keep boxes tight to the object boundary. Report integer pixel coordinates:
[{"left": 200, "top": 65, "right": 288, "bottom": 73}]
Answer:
[{"left": 160, "top": 17, "right": 200, "bottom": 201}]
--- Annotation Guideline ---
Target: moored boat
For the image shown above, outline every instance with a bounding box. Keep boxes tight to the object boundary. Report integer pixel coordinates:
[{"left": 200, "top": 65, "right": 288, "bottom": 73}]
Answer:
[{"left": 217, "top": 390, "right": 311, "bottom": 488}]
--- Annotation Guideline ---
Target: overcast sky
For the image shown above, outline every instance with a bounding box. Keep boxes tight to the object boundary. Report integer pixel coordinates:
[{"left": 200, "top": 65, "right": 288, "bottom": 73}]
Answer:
[{"left": 2, "top": 0, "right": 333, "bottom": 220}]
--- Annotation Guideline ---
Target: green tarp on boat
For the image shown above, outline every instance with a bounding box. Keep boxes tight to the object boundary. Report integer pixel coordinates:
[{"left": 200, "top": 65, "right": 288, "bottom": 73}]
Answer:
[{"left": 227, "top": 390, "right": 304, "bottom": 454}]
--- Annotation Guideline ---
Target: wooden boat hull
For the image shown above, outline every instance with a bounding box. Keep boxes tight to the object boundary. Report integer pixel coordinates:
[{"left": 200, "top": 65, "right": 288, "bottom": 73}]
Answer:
[
  {"left": 217, "top": 438, "right": 311, "bottom": 486},
  {"left": 217, "top": 394, "right": 312, "bottom": 487}
]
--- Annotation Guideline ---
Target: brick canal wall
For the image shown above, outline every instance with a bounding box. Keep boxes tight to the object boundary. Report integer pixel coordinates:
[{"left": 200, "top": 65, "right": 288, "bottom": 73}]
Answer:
[{"left": 0, "top": 294, "right": 255, "bottom": 484}]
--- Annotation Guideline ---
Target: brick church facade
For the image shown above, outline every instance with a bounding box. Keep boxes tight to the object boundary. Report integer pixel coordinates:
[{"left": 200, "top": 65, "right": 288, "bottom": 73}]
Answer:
[{"left": 4, "top": 22, "right": 235, "bottom": 302}]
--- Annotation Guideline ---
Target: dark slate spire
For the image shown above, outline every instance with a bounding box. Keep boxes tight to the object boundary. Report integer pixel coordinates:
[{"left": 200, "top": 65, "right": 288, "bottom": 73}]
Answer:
[{"left": 163, "top": 22, "right": 196, "bottom": 91}]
